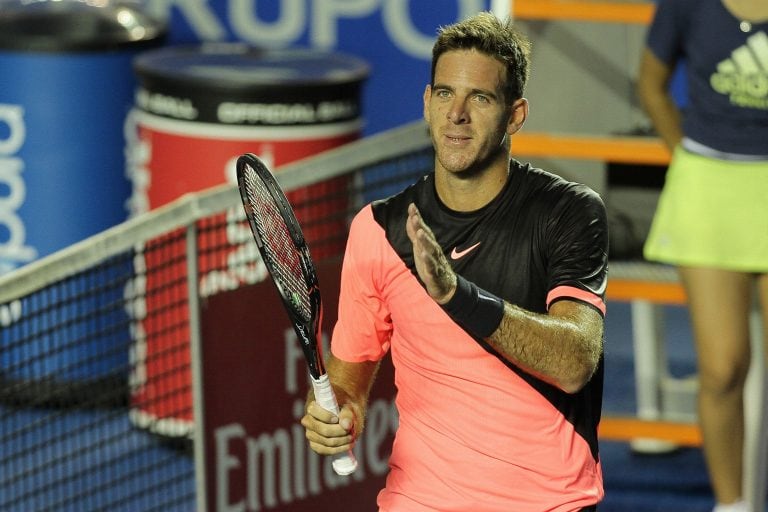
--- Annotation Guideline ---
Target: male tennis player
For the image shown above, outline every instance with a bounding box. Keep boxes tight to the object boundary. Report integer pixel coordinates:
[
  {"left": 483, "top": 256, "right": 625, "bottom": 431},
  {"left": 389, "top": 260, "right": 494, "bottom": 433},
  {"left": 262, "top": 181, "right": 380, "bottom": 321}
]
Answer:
[{"left": 302, "top": 12, "right": 608, "bottom": 512}]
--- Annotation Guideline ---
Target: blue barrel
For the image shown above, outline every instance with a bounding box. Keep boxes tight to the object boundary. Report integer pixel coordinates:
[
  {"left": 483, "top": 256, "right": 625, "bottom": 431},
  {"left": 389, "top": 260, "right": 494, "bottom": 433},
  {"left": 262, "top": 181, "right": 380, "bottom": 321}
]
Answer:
[
  {"left": 0, "top": 0, "right": 165, "bottom": 400},
  {"left": 0, "top": 0, "right": 166, "bottom": 273}
]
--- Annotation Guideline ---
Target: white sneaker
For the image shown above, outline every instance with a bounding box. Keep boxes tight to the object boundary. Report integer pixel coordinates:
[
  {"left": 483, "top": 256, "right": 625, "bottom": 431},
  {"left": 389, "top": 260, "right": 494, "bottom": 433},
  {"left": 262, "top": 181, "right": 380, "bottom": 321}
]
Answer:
[{"left": 712, "top": 500, "right": 748, "bottom": 512}]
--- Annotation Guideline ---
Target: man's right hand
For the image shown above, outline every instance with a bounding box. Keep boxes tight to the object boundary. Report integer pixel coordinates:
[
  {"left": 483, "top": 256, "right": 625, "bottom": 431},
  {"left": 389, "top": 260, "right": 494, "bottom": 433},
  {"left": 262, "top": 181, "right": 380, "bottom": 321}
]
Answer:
[{"left": 301, "top": 400, "right": 357, "bottom": 455}]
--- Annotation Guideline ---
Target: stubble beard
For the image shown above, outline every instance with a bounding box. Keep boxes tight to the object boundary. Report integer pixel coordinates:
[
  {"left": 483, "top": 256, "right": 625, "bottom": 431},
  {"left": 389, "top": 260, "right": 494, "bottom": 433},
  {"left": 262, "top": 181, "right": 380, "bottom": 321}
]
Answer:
[{"left": 435, "top": 139, "right": 507, "bottom": 180}]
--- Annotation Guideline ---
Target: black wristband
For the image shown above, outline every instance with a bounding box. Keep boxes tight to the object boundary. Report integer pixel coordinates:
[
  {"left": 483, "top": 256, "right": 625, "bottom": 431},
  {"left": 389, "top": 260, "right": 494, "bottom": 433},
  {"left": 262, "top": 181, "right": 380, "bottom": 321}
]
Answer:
[{"left": 441, "top": 275, "right": 505, "bottom": 339}]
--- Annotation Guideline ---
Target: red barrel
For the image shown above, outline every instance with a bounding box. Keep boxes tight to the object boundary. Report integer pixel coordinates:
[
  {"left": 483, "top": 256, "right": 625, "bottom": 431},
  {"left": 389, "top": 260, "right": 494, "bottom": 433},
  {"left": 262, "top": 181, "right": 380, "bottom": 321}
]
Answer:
[{"left": 126, "top": 44, "right": 368, "bottom": 437}]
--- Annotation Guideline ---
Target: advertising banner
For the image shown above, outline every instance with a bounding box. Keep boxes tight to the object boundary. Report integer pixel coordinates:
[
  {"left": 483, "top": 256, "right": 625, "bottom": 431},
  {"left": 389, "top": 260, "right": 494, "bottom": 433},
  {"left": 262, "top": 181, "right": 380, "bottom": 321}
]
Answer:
[{"left": 200, "top": 257, "right": 397, "bottom": 511}]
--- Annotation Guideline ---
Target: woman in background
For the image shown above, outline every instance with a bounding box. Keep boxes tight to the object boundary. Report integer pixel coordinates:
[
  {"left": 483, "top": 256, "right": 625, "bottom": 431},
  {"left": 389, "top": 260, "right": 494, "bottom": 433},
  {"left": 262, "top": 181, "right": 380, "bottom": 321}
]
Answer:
[{"left": 638, "top": 1, "right": 768, "bottom": 511}]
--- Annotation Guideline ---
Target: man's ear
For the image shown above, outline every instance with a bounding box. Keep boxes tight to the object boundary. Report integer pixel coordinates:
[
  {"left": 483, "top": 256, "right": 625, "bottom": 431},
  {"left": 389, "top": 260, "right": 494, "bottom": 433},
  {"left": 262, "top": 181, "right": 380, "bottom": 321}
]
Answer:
[
  {"left": 507, "top": 97, "right": 528, "bottom": 136},
  {"left": 423, "top": 84, "right": 432, "bottom": 123}
]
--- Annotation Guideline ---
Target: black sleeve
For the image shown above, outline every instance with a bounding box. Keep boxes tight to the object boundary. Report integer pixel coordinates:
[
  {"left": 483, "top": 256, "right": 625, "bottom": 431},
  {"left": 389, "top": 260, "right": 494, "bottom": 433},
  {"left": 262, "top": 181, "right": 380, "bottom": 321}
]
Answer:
[{"left": 545, "top": 184, "right": 609, "bottom": 303}]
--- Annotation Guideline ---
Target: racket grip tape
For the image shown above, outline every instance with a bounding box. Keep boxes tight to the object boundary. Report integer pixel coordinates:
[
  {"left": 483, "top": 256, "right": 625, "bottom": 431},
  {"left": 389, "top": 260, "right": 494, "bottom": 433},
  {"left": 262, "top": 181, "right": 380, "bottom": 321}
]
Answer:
[{"left": 311, "top": 374, "right": 359, "bottom": 475}]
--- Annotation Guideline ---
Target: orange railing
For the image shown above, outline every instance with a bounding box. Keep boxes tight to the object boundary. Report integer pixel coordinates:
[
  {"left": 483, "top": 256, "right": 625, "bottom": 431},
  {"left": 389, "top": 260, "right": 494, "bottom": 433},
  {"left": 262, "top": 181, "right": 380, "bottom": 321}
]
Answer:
[
  {"left": 512, "top": 132, "right": 670, "bottom": 166},
  {"left": 599, "top": 417, "right": 702, "bottom": 446},
  {"left": 513, "top": 0, "right": 656, "bottom": 25}
]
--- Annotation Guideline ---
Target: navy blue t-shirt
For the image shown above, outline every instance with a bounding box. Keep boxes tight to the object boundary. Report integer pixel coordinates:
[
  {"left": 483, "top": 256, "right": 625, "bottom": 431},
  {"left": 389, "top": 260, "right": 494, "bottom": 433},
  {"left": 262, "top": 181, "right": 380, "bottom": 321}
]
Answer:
[{"left": 647, "top": 0, "right": 768, "bottom": 154}]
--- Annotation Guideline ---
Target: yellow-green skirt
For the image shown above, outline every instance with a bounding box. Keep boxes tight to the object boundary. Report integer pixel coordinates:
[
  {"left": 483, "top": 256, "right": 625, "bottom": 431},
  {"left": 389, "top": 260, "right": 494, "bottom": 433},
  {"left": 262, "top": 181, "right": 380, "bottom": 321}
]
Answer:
[{"left": 644, "top": 146, "right": 768, "bottom": 272}]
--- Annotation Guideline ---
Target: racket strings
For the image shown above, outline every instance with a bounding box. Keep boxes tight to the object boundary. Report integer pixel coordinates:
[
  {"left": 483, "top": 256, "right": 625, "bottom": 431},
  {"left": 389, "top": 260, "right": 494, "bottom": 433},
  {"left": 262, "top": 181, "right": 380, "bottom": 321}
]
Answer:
[{"left": 242, "top": 165, "right": 313, "bottom": 322}]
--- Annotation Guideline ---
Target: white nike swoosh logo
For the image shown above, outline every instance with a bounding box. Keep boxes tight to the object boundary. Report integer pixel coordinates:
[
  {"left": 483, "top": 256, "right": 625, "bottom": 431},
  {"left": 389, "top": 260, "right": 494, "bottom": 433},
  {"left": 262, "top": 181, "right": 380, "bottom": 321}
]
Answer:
[{"left": 450, "top": 242, "right": 481, "bottom": 260}]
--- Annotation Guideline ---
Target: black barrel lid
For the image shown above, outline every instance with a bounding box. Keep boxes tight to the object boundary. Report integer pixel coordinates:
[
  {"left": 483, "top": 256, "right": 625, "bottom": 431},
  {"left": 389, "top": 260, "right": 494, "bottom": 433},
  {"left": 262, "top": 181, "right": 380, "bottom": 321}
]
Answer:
[
  {"left": 133, "top": 43, "right": 370, "bottom": 101},
  {"left": 133, "top": 44, "right": 370, "bottom": 124}
]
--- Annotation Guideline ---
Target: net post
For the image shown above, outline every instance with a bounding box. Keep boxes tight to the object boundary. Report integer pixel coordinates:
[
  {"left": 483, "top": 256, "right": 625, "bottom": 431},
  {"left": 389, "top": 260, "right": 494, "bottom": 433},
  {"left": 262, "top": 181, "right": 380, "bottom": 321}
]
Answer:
[{"left": 186, "top": 220, "right": 209, "bottom": 511}]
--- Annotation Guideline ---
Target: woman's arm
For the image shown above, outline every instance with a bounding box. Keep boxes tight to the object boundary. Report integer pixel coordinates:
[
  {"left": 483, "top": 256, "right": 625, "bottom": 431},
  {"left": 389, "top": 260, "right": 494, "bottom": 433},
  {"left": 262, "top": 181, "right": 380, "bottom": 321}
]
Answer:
[{"left": 637, "top": 47, "right": 683, "bottom": 150}]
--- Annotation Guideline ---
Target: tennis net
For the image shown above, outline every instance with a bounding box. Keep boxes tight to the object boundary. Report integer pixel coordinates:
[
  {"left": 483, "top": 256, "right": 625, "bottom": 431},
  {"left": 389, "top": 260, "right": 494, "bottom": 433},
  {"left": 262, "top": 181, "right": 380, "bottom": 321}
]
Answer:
[{"left": 0, "top": 120, "right": 433, "bottom": 511}]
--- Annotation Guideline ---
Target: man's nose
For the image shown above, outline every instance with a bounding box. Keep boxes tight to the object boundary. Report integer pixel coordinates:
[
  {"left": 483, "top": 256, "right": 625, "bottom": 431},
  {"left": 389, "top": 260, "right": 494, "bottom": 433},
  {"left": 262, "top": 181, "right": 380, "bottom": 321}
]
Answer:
[{"left": 447, "top": 99, "right": 469, "bottom": 124}]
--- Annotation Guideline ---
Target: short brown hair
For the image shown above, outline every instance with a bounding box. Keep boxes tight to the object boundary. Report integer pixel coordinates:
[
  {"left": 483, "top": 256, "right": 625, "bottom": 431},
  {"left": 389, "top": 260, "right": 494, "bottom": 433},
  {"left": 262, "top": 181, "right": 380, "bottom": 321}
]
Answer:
[{"left": 431, "top": 12, "right": 531, "bottom": 104}]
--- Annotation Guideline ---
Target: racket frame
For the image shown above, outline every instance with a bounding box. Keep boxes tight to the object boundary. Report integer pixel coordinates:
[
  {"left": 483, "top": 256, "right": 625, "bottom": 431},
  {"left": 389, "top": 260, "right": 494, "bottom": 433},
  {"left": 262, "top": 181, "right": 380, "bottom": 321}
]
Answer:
[{"left": 236, "top": 153, "right": 357, "bottom": 475}]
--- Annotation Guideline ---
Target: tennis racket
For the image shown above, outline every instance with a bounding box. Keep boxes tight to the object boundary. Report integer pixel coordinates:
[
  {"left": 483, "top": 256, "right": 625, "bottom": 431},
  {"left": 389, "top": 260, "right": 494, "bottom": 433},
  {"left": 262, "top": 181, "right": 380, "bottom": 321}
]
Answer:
[{"left": 235, "top": 153, "right": 358, "bottom": 476}]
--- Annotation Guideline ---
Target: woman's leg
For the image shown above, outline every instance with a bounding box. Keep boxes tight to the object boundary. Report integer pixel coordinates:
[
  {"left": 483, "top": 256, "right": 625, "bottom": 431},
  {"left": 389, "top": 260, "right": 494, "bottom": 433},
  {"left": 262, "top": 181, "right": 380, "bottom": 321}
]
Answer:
[
  {"left": 758, "top": 273, "right": 768, "bottom": 369},
  {"left": 679, "top": 266, "right": 754, "bottom": 505}
]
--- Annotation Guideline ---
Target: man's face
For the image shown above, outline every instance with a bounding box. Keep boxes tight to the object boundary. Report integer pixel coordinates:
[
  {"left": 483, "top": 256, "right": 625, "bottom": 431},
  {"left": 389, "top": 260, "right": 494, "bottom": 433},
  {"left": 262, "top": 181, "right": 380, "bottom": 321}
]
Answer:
[{"left": 423, "top": 49, "right": 516, "bottom": 176}]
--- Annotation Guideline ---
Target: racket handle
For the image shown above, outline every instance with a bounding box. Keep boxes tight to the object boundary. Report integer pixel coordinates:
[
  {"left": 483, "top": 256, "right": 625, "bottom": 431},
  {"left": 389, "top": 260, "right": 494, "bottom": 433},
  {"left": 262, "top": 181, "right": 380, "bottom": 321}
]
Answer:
[{"left": 311, "top": 374, "right": 359, "bottom": 475}]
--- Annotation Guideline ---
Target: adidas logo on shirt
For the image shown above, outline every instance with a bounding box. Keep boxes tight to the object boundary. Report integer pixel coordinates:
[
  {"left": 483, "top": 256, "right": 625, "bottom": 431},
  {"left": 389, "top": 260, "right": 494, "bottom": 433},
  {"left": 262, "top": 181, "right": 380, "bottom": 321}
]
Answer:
[{"left": 710, "top": 30, "right": 768, "bottom": 109}]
